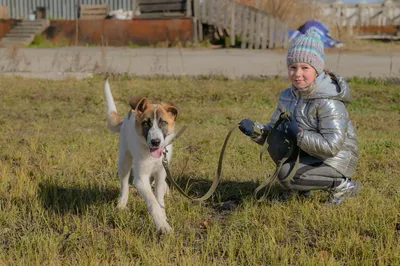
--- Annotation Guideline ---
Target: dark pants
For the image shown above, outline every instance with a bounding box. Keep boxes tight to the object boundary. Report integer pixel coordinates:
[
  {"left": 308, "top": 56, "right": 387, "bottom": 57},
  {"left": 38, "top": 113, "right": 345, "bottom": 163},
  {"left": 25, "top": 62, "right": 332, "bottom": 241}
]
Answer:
[{"left": 278, "top": 155, "right": 344, "bottom": 192}]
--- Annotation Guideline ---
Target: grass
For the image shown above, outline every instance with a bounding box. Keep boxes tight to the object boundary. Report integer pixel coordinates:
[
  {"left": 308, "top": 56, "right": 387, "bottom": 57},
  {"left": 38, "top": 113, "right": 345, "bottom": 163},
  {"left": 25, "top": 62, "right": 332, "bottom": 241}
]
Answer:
[
  {"left": 26, "top": 34, "right": 209, "bottom": 49},
  {"left": 23, "top": 31, "right": 400, "bottom": 53},
  {"left": 0, "top": 75, "right": 399, "bottom": 265},
  {"left": 28, "top": 34, "right": 69, "bottom": 49}
]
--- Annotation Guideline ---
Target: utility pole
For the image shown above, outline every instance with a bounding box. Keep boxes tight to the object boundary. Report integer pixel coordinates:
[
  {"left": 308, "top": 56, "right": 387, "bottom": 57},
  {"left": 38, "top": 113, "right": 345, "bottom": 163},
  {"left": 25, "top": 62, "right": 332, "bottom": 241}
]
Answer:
[{"left": 75, "top": 0, "right": 79, "bottom": 46}]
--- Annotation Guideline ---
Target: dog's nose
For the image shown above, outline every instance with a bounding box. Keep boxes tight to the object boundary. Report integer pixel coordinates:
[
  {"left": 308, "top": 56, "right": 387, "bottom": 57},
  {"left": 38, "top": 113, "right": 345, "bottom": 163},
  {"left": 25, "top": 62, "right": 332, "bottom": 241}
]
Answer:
[{"left": 151, "top": 139, "right": 161, "bottom": 147}]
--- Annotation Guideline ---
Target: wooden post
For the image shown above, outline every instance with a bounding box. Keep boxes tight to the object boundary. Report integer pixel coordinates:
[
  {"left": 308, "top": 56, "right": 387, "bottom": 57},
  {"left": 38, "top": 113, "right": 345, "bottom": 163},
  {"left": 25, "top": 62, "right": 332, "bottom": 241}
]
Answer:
[
  {"left": 75, "top": 0, "right": 79, "bottom": 46},
  {"left": 132, "top": 0, "right": 137, "bottom": 18},
  {"left": 194, "top": 0, "right": 202, "bottom": 42},
  {"left": 215, "top": 0, "right": 222, "bottom": 26},
  {"left": 241, "top": 7, "right": 248, "bottom": 49},
  {"left": 275, "top": 20, "right": 283, "bottom": 48},
  {"left": 283, "top": 22, "right": 288, "bottom": 49},
  {"left": 230, "top": 3, "right": 236, "bottom": 47},
  {"left": 192, "top": 0, "right": 198, "bottom": 44},
  {"left": 193, "top": 17, "right": 198, "bottom": 44},
  {"left": 236, "top": 5, "right": 243, "bottom": 36},
  {"left": 194, "top": 0, "right": 199, "bottom": 19},
  {"left": 63, "top": 1, "right": 66, "bottom": 19},
  {"left": 207, "top": 0, "right": 213, "bottom": 24},
  {"left": 275, "top": 21, "right": 281, "bottom": 48},
  {"left": 255, "top": 11, "right": 261, "bottom": 49},
  {"left": 268, "top": 16, "right": 275, "bottom": 49},
  {"left": 201, "top": 0, "right": 207, "bottom": 24},
  {"left": 357, "top": 3, "right": 363, "bottom": 26},
  {"left": 248, "top": 9, "right": 255, "bottom": 49},
  {"left": 261, "top": 15, "right": 268, "bottom": 49},
  {"left": 223, "top": 0, "right": 229, "bottom": 29},
  {"left": 186, "top": 0, "right": 192, "bottom": 17}
]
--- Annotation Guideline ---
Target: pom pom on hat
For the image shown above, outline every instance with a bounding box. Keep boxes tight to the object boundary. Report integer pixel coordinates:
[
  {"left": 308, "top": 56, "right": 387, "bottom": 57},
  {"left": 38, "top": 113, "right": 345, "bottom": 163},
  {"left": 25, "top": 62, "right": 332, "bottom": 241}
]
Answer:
[{"left": 286, "top": 28, "right": 325, "bottom": 74}]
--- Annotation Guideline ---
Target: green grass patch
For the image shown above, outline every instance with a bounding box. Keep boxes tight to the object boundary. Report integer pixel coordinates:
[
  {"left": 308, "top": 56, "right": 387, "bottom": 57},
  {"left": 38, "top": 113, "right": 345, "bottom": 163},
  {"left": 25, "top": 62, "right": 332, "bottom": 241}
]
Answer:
[
  {"left": 28, "top": 34, "right": 69, "bottom": 48},
  {"left": 0, "top": 76, "right": 399, "bottom": 265}
]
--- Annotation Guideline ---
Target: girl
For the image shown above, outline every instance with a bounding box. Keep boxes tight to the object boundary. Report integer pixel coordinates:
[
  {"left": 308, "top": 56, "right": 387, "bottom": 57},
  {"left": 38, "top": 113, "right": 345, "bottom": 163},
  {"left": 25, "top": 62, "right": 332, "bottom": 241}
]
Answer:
[{"left": 239, "top": 29, "right": 360, "bottom": 205}]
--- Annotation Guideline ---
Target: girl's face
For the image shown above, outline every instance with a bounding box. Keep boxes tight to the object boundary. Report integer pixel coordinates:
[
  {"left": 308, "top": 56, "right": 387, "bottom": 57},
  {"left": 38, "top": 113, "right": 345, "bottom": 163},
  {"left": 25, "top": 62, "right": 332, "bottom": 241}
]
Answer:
[{"left": 288, "top": 63, "right": 317, "bottom": 90}]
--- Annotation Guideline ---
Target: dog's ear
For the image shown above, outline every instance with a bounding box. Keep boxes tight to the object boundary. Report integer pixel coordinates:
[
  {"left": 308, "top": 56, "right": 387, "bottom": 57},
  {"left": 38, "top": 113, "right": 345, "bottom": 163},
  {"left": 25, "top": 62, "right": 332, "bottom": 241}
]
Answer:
[
  {"left": 130, "top": 97, "right": 148, "bottom": 114},
  {"left": 163, "top": 104, "right": 178, "bottom": 121}
]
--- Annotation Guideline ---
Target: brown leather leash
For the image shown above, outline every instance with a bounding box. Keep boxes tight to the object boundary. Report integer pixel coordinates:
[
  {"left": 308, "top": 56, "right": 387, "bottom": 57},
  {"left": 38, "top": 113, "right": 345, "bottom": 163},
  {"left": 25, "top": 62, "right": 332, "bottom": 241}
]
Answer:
[
  {"left": 162, "top": 125, "right": 237, "bottom": 202},
  {"left": 254, "top": 112, "right": 300, "bottom": 202},
  {"left": 162, "top": 112, "right": 299, "bottom": 202}
]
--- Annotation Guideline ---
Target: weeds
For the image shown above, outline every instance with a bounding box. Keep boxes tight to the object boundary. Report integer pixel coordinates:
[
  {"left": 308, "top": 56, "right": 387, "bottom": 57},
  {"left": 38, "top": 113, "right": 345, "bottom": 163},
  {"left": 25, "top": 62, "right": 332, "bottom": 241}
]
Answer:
[
  {"left": 62, "top": 51, "right": 93, "bottom": 73},
  {"left": 348, "top": 76, "right": 400, "bottom": 86},
  {"left": 0, "top": 76, "right": 399, "bottom": 265},
  {"left": 28, "top": 34, "right": 68, "bottom": 48},
  {"left": 0, "top": 46, "right": 31, "bottom": 72}
]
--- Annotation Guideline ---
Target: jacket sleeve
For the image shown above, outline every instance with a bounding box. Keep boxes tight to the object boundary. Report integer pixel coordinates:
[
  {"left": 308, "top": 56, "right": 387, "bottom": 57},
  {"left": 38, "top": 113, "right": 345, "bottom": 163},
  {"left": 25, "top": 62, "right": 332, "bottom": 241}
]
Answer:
[
  {"left": 297, "top": 99, "right": 348, "bottom": 159},
  {"left": 265, "top": 106, "right": 282, "bottom": 131},
  {"left": 265, "top": 90, "right": 290, "bottom": 131}
]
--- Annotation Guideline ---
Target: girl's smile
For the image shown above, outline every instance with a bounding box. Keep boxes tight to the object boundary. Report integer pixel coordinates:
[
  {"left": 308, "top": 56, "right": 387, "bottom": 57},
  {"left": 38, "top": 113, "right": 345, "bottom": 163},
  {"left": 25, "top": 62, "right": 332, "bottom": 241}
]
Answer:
[{"left": 288, "top": 62, "right": 317, "bottom": 90}]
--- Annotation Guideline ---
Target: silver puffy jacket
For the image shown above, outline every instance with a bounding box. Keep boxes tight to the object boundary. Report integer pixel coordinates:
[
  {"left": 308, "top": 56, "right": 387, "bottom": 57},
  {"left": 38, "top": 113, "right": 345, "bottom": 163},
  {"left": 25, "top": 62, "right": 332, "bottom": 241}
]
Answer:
[{"left": 265, "top": 72, "right": 359, "bottom": 178}]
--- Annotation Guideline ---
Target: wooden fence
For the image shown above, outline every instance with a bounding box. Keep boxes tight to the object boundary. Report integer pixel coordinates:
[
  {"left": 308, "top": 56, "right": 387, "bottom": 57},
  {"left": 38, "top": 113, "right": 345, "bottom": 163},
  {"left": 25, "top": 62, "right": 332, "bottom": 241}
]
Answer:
[
  {"left": 193, "top": 0, "right": 288, "bottom": 49},
  {"left": 0, "top": 0, "right": 288, "bottom": 49},
  {"left": 321, "top": 1, "right": 400, "bottom": 28}
]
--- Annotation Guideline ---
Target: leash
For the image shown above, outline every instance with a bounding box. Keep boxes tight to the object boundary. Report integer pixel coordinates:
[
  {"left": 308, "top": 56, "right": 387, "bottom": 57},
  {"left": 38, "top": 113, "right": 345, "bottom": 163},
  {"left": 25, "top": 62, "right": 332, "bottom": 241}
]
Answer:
[
  {"left": 254, "top": 112, "right": 300, "bottom": 202},
  {"left": 162, "top": 125, "right": 237, "bottom": 202},
  {"left": 162, "top": 112, "right": 300, "bottom": 202}
]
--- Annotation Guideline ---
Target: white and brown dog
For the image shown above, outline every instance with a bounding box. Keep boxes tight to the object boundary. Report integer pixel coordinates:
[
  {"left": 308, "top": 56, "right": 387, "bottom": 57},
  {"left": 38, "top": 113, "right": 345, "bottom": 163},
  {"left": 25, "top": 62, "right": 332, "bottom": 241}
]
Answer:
[{"left": 104, "top": 80, "right": 178, "bottom": 233}]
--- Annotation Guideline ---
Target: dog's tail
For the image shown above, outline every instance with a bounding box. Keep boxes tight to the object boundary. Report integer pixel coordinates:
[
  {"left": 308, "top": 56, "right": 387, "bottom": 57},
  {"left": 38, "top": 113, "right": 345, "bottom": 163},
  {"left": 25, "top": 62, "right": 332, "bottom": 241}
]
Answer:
[{"left": 104, "top": 79, "right": 123, "bottom": 134}]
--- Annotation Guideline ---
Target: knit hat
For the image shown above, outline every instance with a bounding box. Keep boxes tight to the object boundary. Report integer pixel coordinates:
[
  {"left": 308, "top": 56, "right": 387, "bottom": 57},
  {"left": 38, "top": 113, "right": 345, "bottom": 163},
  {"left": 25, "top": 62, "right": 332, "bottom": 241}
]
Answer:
[{"left": 286, "top": 29, "right": 325, "bottom": 75}]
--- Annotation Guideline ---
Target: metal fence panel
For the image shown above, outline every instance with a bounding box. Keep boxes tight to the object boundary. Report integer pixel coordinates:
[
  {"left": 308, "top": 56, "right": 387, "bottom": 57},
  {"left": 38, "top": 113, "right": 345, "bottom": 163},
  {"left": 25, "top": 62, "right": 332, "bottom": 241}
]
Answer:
[{"left": 0, "top": 0, "right": 133, "bottom": 20}]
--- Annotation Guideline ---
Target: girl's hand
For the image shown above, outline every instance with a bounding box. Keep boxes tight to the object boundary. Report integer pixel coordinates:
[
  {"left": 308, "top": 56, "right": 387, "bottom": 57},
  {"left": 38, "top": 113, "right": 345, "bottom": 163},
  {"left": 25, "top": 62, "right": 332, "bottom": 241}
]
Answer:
[{"left": 239, "top": 119, "right": 255, "bottom": 136}]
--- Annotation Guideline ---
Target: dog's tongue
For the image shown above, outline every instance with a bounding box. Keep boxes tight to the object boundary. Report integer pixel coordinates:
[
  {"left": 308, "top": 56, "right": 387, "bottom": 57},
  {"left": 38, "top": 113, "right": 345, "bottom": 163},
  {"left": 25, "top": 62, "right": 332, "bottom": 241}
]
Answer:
[{"left": 150, "top": 147, "right": 164, "bottom": 158}]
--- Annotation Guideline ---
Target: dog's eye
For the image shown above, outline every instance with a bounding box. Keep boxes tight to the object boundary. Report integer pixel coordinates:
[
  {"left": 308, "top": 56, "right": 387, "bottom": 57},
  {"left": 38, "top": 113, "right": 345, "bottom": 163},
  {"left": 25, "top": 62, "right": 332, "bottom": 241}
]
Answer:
[
  {"left": 159, "top": 120, "right": 168, "bottom": 127},
  {"left": 142, "top": 120, "right": 152, "bottom": 127}
]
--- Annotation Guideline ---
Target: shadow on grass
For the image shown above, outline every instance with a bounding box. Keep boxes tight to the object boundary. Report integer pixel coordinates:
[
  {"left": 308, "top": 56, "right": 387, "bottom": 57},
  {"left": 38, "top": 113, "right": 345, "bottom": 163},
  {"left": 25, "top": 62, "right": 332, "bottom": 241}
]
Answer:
[
  {"left": 169, "top": 174, "right": 286, "bottom": 205},
  {"left": 37, "top": 174, "right": 288, "bottom": 216},
  {"left": 38, "top": 181, "right": 119, "bottom": 215}
]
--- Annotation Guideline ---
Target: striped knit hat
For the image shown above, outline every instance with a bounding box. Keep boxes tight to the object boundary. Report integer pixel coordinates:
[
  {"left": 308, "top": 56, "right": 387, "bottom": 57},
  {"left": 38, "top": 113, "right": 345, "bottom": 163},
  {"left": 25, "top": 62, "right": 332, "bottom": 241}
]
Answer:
[{"left": 286, "top": 29, "right": 325, "bottom": 75}]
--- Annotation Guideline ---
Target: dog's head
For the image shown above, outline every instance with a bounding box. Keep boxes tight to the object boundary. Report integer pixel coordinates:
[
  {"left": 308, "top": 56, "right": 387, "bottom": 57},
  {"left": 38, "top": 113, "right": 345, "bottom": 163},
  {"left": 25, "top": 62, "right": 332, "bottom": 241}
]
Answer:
[{"left": 129, "top": 97, "right": 178, "bottom": 158}]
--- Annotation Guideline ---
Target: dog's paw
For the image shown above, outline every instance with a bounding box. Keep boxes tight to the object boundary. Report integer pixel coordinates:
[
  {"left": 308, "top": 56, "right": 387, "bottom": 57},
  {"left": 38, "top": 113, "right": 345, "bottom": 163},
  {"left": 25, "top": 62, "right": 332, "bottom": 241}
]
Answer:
[
  {"left": 116, "top": 201, "right": 128, "bottom": 210},
  {"left": 117, "top": 195, "right": 129, "bottom": 210},
  {"left": 157, "top": 222, "right": 172, "bottom": 234}
]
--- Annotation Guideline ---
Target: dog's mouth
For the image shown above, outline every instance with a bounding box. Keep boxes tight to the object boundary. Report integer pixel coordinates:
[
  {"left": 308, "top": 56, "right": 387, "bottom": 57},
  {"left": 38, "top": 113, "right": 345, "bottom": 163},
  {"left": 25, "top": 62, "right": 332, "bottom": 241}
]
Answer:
[{"left": 149, "top": 147, "right": 164, "bottom": 159}]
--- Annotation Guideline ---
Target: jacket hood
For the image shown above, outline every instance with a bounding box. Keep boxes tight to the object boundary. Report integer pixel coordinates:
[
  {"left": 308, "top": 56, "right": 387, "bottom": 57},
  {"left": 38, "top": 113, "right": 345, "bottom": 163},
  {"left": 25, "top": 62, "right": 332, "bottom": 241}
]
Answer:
[{"left": 292, "top": 72, "right": 352, "bottom": 103}]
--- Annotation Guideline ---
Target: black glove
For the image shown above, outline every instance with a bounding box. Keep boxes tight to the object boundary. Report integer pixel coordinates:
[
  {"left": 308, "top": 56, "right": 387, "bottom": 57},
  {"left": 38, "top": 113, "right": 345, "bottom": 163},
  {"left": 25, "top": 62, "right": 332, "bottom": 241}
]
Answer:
[
  {"left": 287, "top": 117, "right": 302, "bottom": 142},
  {"left": 239, "top": 119, "right": 255, "bottom": 136}
]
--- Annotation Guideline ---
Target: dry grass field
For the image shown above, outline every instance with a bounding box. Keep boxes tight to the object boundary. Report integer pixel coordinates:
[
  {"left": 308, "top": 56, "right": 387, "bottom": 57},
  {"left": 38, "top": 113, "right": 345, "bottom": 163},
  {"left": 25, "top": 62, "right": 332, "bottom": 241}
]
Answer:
[{"left": 0, "top": 75, "right": 399, "bottom": 265}]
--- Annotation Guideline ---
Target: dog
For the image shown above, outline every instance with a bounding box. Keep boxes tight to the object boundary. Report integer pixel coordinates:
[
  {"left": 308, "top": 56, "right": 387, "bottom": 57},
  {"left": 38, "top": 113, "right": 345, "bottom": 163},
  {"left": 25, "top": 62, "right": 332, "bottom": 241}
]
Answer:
[{"left": 104, "top": 80, "right": 178, "bottom": 233}]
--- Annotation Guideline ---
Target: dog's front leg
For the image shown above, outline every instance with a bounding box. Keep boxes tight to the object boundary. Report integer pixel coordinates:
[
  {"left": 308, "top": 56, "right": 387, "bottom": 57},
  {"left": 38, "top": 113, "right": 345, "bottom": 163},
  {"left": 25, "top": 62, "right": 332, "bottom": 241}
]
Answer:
[
  {"left": 117, "top": 149, "right": 133, "bottom": 210},
  {"left": 154, "top": 170, "right": 169, "bottom": 212},
  {"left": 134, "top": 174, "right": 172, "bottom": 234}
]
